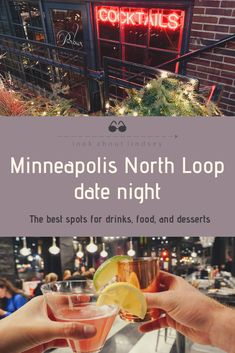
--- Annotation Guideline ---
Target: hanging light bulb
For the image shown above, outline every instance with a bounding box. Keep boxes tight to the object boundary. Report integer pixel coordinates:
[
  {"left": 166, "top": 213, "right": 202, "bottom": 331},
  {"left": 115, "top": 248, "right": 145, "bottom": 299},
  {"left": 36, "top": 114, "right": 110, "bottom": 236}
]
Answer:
[
  {"left": 72, "top": 237, "right": 79, "bottom": 251},
  {"left": 127, "top": 239, "right": 136, "bottom": 257},
  {"left": 199, "top": 237, "right": 215, "bottom": 248},
  {"left": 49, "top": 237, "right": 60, "bottom": 255},
  {"left": 86, "top": 237, "right": 98, "bottom": 253},
  {"left": 20, "top": 237, "right": 31, "bottom": 257},
  {"left": 100, "top": 243, "right": 108, "bottom": 258},
  {"left": 191, "top": 248, "right": 197, "bottom": 258},
  {"left": 76, "top": 243, "right": 84, "bottom": 258}
]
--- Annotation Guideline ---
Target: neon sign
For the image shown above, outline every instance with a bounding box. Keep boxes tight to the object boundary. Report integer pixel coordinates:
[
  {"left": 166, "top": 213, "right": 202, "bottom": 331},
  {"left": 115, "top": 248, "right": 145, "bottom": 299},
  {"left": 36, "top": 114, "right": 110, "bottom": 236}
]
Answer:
[{"left": 96, "top": 7, "right": 183, "bottom": 30}]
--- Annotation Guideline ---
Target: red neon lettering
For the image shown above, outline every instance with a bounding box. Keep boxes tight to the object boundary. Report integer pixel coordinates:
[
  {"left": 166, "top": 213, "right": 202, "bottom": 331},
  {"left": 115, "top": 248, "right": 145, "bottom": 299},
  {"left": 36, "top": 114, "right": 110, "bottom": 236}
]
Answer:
[
  {"left": 99, "top": 9, "right": 108, "bottom": 22},
  {"left": 120, "top": 11, "right": 127, "bottom": 24},
  {"left": 135, "top": 12, "right": 145, "bottom": 25},
  {"left": 168, "top": 13, "right": 180, "bottom": 29},
  {"left": 108, "top": 9, "right": 118, "bottom": 23},
  {"left": 144, "top": 15, "right": 148, "bottom": 26},
  {"left": 152, "top": 13, "right": 158, "bottom": 27},
  {"left": 97, "top": 7, "right": 183, "bottom": 30},
  {"left": 149, "top": 14, "right": 155, "bottom": 27},
  {"left": 159, "top": 14, "right": 167, "bottom": 28},
  {"left": 126, "top": 12, "right": 135, "bottom": 25}
]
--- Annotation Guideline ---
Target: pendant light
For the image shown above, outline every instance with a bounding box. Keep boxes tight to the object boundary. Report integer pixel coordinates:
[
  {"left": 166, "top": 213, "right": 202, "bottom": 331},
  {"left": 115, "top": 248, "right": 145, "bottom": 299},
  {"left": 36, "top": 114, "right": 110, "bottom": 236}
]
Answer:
[
  {"left": 127, "top": 238, "right": 136, "bottom": 257},
  {"left": 191, "top": 247, "right": 197, "bottom": 258},
  {"left": 20, "top": 237, "right": 31, "bottom": 257},
  {"left": 100, "top": 243, "right": 108, "bottom": 258},
  {"left": 49, "top": 237, "right": 60, "bottom": 255},
  {"left": 199, "top": 237, "right": 215, "bottom": 248},
  {"left": 86, "top": 237, "right": 98, "bottom": 253},
  {"left": 76, "top": 243, "right": 84, "bottom": 258}
]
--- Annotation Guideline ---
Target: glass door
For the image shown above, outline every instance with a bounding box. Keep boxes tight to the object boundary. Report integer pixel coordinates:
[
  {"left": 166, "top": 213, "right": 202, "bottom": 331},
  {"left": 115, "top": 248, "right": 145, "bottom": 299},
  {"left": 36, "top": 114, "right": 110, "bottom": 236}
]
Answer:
[
  {"left": 44, "top": 3, "right": 91, "bottom": 111},
  {"left": 50, "top": 8, "right": 84, "bottom": 52}
]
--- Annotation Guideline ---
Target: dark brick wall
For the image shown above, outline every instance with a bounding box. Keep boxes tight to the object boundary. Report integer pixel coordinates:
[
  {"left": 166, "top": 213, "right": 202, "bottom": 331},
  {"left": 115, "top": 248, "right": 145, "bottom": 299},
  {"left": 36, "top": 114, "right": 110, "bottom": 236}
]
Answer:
[
  {"left": 187, "top": 0, "right": 235, "bottom": 115},
  {"left": 0, "top": 238, "right": 17, "bottom": 281}
]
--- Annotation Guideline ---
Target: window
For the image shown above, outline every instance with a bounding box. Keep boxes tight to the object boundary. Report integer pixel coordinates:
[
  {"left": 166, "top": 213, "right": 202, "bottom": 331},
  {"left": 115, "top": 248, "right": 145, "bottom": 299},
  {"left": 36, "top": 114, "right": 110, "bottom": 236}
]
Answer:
[
  {"left": 96, "top": 6, "right": 185, "bottom": 72},
  {"left": 7, "top": 0, "right": 45, "bottom": 41},
  {"left": 0, "top": 0, "right": 11, "bottom": 34}
]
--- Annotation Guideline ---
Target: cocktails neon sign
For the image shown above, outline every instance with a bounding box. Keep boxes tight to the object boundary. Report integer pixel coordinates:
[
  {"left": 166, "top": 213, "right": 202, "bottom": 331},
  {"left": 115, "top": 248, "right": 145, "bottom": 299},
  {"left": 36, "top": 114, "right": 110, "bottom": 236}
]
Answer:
[{"left": 96, "top": 7, "right": 184, "bottom": 30}]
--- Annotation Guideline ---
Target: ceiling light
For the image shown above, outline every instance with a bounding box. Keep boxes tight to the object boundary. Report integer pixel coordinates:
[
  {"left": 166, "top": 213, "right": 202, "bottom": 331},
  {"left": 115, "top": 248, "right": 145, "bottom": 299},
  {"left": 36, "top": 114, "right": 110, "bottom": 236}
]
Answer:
[
  {"left": 127, "top": 239, "right": 136, "bottom": 257},
  {"left": 49, "top": 237, "right": 60, "bottom": 255},
  {"left": 100, "top": 243, "right": 108, "bottom": 258},
  {"left": 76, "top": 243, "right": 84, "bottom": 258},
  {"left": 191, "top": 248, "right": 197, "bottom": 258},
  {"left": 86, "top": 237, "right": 98, "bottom": 253},
  {"left": 20, "top": 237, "right": 31, "bottom": 257}
]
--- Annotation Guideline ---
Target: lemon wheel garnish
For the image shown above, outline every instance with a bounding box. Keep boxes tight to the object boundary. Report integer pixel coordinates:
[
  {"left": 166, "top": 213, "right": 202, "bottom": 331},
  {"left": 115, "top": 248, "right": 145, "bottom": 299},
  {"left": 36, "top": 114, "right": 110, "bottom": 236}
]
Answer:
[
  {"left": 93, "top": 255, "right": 131, "bottom": 291},
  {"left": 97, "top": 282, "right": 147, "bottom": 319}
]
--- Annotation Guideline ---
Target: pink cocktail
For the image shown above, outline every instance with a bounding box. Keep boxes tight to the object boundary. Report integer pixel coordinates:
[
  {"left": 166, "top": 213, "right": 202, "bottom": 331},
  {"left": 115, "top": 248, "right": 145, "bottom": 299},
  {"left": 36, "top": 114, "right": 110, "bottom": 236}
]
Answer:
[{"left": 42, "top": 280, "right": 118, "bottom": 353}]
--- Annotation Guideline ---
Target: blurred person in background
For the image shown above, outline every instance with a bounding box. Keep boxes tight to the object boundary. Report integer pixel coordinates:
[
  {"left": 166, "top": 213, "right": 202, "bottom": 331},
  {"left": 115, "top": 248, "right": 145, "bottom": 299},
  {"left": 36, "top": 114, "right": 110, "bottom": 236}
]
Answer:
[
  {"left": 82, "top": 268, "right": 95, "bottom": 280},
  {"left": 45, "top": 273, "right": 58, "bottom": 283},
  {"left": 0, "top": 278, "right": 28, "bottom": 319},
  {"left": 88, "top": 268, "right": 95, "bottom": 276},
  {"left": 70, "top": 272, "right": 84, "bottom": 281},
  {"left": 34, "top": 270, "right": 45, "bottom": 297},
  {"left": 225, "top": 254, "right": 232, "bottom": 273},
  {"left": 80, "top": 266, "right": 86, "bottom": 275},
  {"left": 34, "top": 272, "right": 58, "bottom": 297},
  {"left": 63, "top": 269, "right": 72, "bottom": 280}
]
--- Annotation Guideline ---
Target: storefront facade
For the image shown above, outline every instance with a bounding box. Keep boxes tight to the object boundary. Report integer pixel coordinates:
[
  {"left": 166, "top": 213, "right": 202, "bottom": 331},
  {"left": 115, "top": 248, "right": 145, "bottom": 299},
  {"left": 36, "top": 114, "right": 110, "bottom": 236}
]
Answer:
[
  {"left": 0, "top": 0, "right": 194, "bottom": 111},
  {"left": 0, "top": 0, "right": 234, "bottom": 114}
]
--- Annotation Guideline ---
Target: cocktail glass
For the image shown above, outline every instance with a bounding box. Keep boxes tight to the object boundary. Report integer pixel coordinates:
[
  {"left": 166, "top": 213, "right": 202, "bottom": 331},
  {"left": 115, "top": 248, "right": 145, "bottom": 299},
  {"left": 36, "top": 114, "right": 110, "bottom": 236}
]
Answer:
[
  {"left": 117, "top": 257, "right": 159, "bottom": 322},
  {"left": 41, "top": 280, "right": 118, "bottom": 353}
]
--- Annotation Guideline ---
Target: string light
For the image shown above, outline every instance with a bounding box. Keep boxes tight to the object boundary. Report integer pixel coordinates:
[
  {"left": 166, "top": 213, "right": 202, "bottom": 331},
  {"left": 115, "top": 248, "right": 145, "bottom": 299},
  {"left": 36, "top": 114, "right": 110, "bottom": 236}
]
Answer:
[
  {"left": 160, "top": 71, "right": 168, "bottom": 79},
  {"left": 118, "top": 107, "right": 125, "bottom": 115},
  {"left": 49, "top": 237, "right": 60, "bottom": 255},
  {"left": 86, "top": 237, "right": 98, "bottom": 253}
]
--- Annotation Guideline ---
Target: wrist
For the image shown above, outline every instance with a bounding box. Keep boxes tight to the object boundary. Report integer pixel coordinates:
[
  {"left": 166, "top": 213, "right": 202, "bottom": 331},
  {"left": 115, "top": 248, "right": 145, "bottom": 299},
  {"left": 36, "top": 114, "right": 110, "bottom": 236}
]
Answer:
[{"left": 209, "top": 304, "right": 235, "bottom": 353}]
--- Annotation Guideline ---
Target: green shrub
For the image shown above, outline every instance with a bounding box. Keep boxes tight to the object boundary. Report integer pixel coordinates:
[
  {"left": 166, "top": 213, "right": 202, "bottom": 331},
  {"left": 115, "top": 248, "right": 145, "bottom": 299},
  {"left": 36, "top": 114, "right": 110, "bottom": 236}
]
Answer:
[{"left": 112, "top": 76, "right": 222, "bottom": 117}]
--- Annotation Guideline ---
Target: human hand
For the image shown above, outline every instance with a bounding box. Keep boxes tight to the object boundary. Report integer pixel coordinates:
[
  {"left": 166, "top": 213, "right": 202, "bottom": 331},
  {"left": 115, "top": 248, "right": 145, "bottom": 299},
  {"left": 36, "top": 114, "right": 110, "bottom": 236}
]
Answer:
[
  {"left": 139, "top": 271, "right": 227, "bottom": 347},
  {"left": 0, "top": 296, "right": 96, "bottom": 353}
]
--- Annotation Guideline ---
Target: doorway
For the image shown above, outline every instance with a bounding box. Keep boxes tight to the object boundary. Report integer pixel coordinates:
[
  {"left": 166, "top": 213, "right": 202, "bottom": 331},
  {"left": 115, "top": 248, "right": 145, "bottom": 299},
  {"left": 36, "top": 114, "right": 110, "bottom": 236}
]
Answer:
[{"left": 44, "top": 2, "right": 91, "bottom": 110}]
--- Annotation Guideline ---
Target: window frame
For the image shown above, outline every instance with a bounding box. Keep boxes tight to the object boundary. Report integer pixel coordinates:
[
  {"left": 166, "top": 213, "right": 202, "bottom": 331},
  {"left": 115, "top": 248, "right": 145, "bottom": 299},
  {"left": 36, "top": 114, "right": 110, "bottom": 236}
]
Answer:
[
  {"left": 93, "top": 0, "right": 193, "bottom": 73},
  {"left": 0, "top": 0, "right": 46, "bottom": 41}
]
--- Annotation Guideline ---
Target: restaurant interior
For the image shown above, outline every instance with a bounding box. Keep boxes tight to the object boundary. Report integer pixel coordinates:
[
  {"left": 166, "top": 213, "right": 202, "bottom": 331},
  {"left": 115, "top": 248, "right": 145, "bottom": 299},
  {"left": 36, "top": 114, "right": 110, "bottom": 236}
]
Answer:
[{"left": 0, "top": 236, "right": 234, "bottom": 353}]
